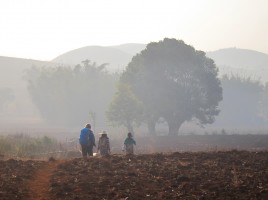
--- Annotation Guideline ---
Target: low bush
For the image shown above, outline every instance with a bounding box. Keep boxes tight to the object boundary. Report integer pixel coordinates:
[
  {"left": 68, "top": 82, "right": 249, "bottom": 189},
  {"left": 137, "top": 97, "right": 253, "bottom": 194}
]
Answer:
[{"left": 0, "top": 134, "right": 59, "bottom": 158}]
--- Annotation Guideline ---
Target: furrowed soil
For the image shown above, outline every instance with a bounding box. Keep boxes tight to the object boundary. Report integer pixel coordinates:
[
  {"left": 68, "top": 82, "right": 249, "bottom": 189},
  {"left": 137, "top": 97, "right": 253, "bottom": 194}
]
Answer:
[{"left": 0, "top": 151, "right": 267, "bottom": 200}]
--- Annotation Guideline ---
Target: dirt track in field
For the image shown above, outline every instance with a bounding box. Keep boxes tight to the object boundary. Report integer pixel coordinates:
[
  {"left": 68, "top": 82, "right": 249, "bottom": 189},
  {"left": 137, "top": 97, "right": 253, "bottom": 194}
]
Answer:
[{"left": 28, "top": 160, "right": 64, "bottom": 200}]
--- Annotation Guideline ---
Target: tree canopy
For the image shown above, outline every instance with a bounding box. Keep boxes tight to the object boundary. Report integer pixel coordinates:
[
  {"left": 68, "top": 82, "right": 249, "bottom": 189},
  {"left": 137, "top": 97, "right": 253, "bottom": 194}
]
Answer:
[
  {"left": 110, "top": 38, "right": 222, "bottom": 135},
  {"left": 25, "top": 60, "right": 117, "bottom": 127},
  {"left": 215, "top": 74, "right": 265, "bottom": 127},
  {"left": 107, "top": 83, "right": 143, "bottom": 133}
]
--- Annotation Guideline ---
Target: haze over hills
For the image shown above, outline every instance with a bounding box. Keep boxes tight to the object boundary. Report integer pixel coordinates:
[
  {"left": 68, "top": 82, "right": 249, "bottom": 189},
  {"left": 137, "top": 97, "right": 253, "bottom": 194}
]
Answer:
[
  {"left": 0, "top": 56, "right": 55, "bottom": 127},
  {"left": 207, "top": 48, "right": 268, "bottom": 69},
  {"left": 52, "top": 44, "right": 268, "bottom": 82},
  {"left": 110, "top": 43, "right": 146, "bottom": 55},
  {"left": 1, "top": 43, "right": 268, "bottom": 130},
  {"left": 0, "top": 56, "right": 53, "bottom": 87},
  {"left": 2, "top": 44, "right": 267, "bottom": 81},
  {"left": 52, "top": 44, "right": 146, "bottom": 72},
  {"left": 207, "top": 48, "right": 268, "bottom": 82}
]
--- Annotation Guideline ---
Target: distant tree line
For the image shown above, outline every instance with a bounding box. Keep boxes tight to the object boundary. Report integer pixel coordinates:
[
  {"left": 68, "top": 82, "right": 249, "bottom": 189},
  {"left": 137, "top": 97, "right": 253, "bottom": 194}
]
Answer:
[
  {"left": 0, "top": 88, "right": 14, "bottom": 113},
  {"left": 24, "top": 38, "right": 268, "bottom": 135},
  {"left": 25, "top": 60, "right": 118, "bottom": 127},
  {"left": 215, "top": 74, "right": 265, "bottom": 127}
]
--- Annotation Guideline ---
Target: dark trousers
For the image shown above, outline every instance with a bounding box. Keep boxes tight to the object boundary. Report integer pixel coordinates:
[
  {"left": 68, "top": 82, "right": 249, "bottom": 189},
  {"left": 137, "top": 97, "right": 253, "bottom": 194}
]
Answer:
[{"left": 81, "top": 144, "right": 93, "bottom": 157}]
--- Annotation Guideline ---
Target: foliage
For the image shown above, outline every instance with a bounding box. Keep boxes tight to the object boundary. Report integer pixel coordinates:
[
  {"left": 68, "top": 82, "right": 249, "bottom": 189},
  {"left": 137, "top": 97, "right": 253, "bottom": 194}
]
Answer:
[
  {"left": 116, "top": 38, "right": 222, "bottom": 135},
  {"left": 0, "top": 134, "right": 58, "bottom": 157},
  {"left": 0, "top": 88, "right": 14, "bottom": 112},
  {"left": 25, "top": 60, "right": 118, "bottom": 127},
  {"left": 107, "top": 83, "right": 143, "bottom": 133},
  {"left": 259, "top": 82, "right": 268, "bottom": 120},
  {"left": 216, "top": 74, "right": 264, "bottom": 126}
]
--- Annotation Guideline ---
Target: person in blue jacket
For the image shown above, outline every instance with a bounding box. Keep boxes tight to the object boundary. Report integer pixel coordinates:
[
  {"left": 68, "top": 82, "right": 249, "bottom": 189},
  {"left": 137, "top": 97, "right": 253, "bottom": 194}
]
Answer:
[{"left": 79, "top": 123, "right": 96, "bottom": 158}]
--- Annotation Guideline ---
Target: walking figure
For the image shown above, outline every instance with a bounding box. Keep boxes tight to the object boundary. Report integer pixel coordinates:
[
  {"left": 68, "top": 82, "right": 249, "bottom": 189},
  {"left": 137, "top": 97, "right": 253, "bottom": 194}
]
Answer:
[
  {"left": 79, "top": 123, "right": 96, "bottom": 158},
  {"left": 97, "top": 131, "right": 110, "bottom": 156},
  {"left": 123, "top": 132, "right": 136, "bottom": 155}
]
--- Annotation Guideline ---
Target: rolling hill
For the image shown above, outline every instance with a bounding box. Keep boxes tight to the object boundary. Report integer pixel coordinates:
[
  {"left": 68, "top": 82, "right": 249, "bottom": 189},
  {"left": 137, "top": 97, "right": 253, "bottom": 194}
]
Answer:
[
  {"left": 206, "top": 47, "right": 268, "bottom": 69},
  {"left": 0, "top": 56, "right": 55, "bottom": 127},
  {"left": 0, "top": 56, "right": 51, "bottom": 87},
  {"left": 52, "top": 44, "right": 146, "bottom": 72},
  {"left": 207, "top": 48, "right": 268, "bottom": 82},
  {"left": 52, "top": 44, "right": 268, "bottom": 82}
]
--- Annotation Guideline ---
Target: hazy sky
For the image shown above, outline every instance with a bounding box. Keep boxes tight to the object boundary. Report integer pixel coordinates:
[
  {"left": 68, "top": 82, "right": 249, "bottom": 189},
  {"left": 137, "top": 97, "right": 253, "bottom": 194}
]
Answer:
[{"left": 0, "top": 0, "right": 267, "bottom": 61}]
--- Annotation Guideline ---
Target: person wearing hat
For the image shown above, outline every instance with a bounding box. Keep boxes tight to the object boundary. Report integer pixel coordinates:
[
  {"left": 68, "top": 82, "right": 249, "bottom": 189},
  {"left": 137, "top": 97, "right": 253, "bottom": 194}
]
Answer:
[
  {"left": 123, "top": 132, "right": 136, "bottom": 155},
  {"left": 97, "top": 131, "right": 110, "bottom": 156},
  {"left": 79, "top": 123, "right": 96, "bottom": 158}
]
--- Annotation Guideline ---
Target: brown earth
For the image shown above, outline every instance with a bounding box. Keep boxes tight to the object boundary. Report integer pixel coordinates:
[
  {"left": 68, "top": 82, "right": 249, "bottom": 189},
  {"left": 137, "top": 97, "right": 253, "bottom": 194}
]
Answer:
[
  {"left": 0, "top": 151, "right": 267, "bottom": 200},
  {"left": 0, "top": 159, "right": 44, "bottom": 200},
  {"left": 28, "top": 159, "right": 65, "bottom": 200}
]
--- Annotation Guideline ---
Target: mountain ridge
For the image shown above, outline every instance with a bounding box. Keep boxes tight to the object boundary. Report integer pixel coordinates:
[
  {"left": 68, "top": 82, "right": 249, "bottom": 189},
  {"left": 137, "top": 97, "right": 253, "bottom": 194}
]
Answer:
[
  {"left": 50, "top": 44, "right": 268, "bottom": 81},
  {"left": 206, "top": 47, "right": 268, "bottom": 69},
  {"left": 1, "top": 45, "right": 268, "bottom": 79},
  {"left": 51, "top": 44, "right": 147, "bottom": 72}
]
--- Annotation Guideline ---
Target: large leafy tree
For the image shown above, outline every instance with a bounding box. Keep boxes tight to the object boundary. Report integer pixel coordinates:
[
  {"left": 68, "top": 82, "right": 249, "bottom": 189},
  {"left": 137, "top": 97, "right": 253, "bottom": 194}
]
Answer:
[{"left": 120, "top": 38, "right": 222, "bottom": 135}]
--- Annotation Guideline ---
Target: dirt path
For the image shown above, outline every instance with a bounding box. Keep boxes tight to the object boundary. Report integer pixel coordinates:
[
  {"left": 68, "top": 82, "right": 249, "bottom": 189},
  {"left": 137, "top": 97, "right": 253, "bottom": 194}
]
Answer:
[{"left": 28, "top": 160, "right": 64, "bottom": 200}]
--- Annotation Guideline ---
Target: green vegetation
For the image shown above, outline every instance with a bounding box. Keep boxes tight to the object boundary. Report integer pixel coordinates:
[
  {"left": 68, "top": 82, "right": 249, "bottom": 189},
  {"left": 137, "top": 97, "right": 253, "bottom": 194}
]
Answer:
[
  {"left": 107, "top": 83, "right": 144, "bottom": 134},
  {"left": 25, "top": 60, "right": 118, "bottom": 127},
  {"left": 216, "top": 74, "right": 265, "bottom": 126},
  {"left": 108, "top": 38, "right": 222, "bottom": 135},
  {"left": 22, "top": 39, "right": 268, "bottom": 136},
  {"left": 0, "top": 87, "right": 14, "bottom": 112},
  {"left": 0, "top": 134, "right": 58, "bottom": 158}
]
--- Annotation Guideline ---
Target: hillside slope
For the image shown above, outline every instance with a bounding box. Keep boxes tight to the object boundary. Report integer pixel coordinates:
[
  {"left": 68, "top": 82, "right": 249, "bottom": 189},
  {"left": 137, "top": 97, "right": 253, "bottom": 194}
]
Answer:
[
  {"left": 207, "top": 48, "right": 268, "bottom": 69},
  {"left": 207, "top": 48, "right": 268, "bottom": 81},
  {"left": 0, "top": 56, "right": 54, "bottom": 126},
  {"left": 52, "top": 45, "right": 268, "bottom": 81},
  {"left": 52, "top": 46, "right": 135, "bottom": 71},
  {"left": 0, "top": 56, "right": 51, "bottom": 87}
]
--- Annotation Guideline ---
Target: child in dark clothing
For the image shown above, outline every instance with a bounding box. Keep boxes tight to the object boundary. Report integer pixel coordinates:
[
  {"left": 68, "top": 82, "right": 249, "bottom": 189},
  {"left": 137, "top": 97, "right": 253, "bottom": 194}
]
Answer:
[{"left": 123, "top": 132, "right": 136, "bottom": 155}]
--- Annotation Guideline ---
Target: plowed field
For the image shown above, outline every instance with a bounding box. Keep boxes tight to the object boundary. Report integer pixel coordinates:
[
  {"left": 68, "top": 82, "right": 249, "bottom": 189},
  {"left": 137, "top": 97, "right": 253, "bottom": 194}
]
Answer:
[{"left": 0, "top": 151, "right": 267, "bottom": 200}]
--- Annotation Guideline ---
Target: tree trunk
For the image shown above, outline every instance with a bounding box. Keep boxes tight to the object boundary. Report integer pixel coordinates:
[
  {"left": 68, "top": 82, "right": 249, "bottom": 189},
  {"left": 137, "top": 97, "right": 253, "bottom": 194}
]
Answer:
[{"left": 167, "top": 120, "right": 183, "bottom": 136}]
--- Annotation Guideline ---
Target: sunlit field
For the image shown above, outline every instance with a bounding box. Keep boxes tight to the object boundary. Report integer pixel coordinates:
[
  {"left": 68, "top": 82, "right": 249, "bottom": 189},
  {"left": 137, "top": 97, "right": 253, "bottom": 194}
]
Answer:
[{"left": 0, "top": 130, "right": 267, "bottom": 199}]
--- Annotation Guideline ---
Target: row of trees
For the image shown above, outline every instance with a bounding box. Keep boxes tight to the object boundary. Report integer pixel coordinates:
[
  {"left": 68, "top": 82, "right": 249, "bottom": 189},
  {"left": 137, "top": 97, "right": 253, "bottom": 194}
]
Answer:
[
  {"left": 24, "top": 38, "right": 268, "bottom": 135},
  {"left": 217, "top": 75, "right": 265, "bottom": 126},
  {"left": 25, "top": 60, "right": 117, "bottom": 127}
]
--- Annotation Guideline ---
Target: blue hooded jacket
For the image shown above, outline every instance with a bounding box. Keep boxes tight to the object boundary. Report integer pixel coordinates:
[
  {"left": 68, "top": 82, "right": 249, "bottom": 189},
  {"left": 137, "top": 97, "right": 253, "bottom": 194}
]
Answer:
[{"left": 79, "top": 127, "right": 95, "bottom": 145}]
